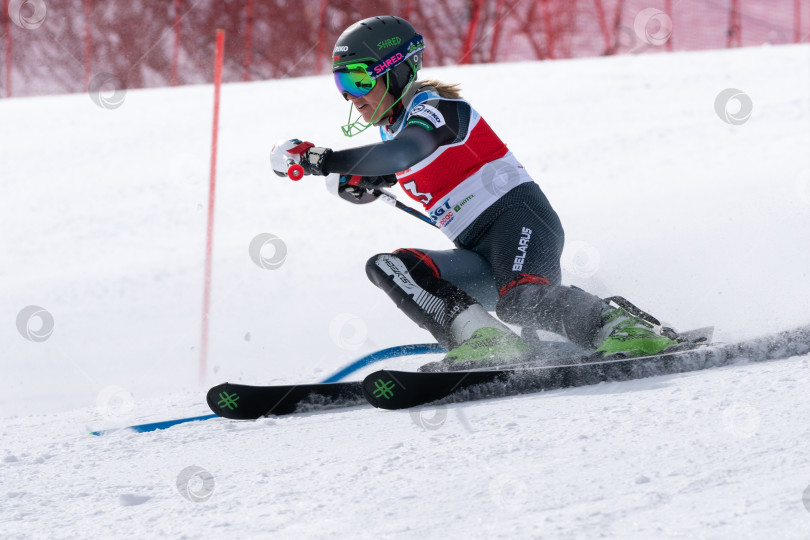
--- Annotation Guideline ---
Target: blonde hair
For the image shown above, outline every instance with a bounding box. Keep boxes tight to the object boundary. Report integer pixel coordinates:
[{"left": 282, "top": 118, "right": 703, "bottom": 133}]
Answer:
[{"left": 417, "top": 79, "right": 462, "bottom": 99}]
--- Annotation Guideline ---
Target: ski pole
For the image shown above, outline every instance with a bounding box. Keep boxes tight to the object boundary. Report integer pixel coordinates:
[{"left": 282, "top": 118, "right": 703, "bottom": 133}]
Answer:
[
  {"left": 285, "top": 164, "right": 438, "bottom": 229},
  {"left": 372, "top": 189, "right": 438, "bottom": 229}
]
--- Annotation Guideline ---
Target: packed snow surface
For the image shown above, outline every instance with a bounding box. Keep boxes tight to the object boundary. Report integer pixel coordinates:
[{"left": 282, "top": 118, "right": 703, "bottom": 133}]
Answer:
[{"left": 2, "top": 44, "right": 810, "bottom": 538}]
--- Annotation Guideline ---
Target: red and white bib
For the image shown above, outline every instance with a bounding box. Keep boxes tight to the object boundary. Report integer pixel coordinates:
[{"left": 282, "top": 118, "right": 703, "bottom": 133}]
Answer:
[{"left": 381, "top": 91, "right": 531, "bottom": 240}]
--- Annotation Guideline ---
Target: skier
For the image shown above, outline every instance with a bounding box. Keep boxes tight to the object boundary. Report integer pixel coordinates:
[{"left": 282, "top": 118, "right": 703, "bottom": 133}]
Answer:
[{"left": 271, "top": 15, "right": 685, "bottom": 370}]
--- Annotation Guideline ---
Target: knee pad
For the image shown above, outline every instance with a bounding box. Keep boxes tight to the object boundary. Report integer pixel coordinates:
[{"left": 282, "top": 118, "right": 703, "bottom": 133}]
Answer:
[
  {"left": 392, "top": 248, "right": 442, "bottom": 280},
  {"left": 366, "top": 252, "right": 414, "bottom": 294},
  {"left": 366, "top": 248, "right": 448, "bottom": 295},
  {"left": 365, "top": 249, "right": 438, "bottom": 289}
]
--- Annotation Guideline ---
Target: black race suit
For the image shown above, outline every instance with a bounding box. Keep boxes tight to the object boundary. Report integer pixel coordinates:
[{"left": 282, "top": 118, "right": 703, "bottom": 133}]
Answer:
[{"left": 321, "top": 82, "right": 605, "bottom": 350}]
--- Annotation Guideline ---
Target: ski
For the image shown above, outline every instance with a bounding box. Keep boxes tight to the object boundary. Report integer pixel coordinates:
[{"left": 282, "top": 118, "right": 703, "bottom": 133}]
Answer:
[
  {"left": 207, "top": 381, "right": 366, "bottom": 419},
  {"left": 204, "top": 343, "right": 444, "bottom": 420},
  {"left": 203, "top": 329, "right": 714, "bottom": 420},
  {"left": 362, "top": 324, "right": 810, "bottom": 410},
  {"left": 91, "top": 343, "right": 444, "bottom": 434}
]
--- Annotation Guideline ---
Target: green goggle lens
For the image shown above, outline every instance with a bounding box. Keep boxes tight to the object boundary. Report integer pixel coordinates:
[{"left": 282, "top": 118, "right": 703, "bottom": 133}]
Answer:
[{"left": 333, "top": 63, "right": 377, "bottom": 100}]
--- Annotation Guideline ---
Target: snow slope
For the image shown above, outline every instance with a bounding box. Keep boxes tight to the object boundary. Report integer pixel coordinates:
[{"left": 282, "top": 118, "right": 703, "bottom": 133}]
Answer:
[{"left": 2, "top": 44, "right": 810, "bottom": 538}]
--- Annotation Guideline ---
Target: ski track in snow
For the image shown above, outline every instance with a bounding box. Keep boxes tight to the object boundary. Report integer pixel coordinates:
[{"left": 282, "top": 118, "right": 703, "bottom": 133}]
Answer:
[
  {"left": 2, "top": 44, "right": 810, "bottom": 537},
  {"left": 3, "top": 356, "right": 810, "bottom": 538}
]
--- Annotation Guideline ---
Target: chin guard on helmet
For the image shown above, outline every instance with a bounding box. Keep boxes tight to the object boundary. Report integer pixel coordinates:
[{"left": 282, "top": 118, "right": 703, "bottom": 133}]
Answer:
[
  {"left": 340, "top": 102, "right": 374, "bottom": 138},
  {"left": 339, "top": 68, "right": 418, "bottom": 137}
]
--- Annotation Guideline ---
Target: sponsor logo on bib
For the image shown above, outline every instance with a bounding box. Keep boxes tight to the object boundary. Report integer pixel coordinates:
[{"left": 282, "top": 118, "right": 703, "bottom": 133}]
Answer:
[{"left": 409, "top": 104, "right": 445, "bottom": 129}]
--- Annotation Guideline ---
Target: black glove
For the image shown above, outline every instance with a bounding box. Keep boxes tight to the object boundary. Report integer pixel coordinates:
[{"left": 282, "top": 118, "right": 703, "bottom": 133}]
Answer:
[
  {"left": 358, "top": 174, "right": 397, "bottom": 190},
  {"left": 337, "top": 174, "right": 397, "bottom": 204},
  {"left": 302, "top": 145, "right": 332, "bottom": 176}
]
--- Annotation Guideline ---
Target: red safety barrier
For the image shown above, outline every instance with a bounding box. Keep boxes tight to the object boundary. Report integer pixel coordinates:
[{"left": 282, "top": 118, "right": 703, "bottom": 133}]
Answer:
[{"left": 1, "top": 1, "right": 807, "bottom": 98}]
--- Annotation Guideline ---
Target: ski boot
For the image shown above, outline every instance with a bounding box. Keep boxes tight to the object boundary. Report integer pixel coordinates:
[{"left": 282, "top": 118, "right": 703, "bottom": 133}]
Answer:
[
  {"left": 592, "top": 296, "right": 681, "bottom": 358},
  {"left": 420, "top": 326, "right": 532, "bottom": 372}
]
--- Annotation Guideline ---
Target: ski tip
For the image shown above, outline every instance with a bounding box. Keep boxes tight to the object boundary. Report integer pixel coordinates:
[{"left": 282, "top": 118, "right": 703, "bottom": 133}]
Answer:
[
  {"left": 362, "top": 370, "right": 420, "bottom": 410},
  {"left": 362, "top": 369, "right": 469, "bottom": 410},
  {"left": 206, "top": 382, "right": 241, "bottom": 419},
  {"left": 361, "top": 370, "right": 389, "bottom": 409}
]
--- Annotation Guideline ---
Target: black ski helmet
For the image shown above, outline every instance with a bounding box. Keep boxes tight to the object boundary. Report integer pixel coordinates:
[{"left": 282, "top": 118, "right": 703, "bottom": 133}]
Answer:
[{"left": 332, "top": 15, "right": 424, "bottom": 100}]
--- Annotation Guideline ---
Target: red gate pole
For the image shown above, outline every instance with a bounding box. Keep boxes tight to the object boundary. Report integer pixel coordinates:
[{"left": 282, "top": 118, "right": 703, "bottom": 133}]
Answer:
[
  {"left": 794, "top": 0, "right": 801, "bottom": 44},
  {"left": 4, "top": 0, "right": 11, "bottom": 97},
  {"left": 200, "top": 29, "right": 225, "bottom": 384},
  {"left": 243, "top": 0, "right": 254, "bottom": 81},
  {"left": 171, "top": 0, "right": 182, "bottom": 86}
]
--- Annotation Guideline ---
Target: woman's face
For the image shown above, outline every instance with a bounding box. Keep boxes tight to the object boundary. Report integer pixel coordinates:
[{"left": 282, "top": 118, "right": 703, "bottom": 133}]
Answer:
[{"left": 347, "top": 77, "right": 395, "bottom": 124}]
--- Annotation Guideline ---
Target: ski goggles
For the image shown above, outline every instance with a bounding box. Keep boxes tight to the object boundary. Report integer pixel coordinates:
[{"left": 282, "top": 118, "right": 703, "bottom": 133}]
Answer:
[
  {"left": 333, "top": 34, "right": 425, "bottom": 100},
  {"left": 333, "top": 63, "right": 377, "bottom": 100}
]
